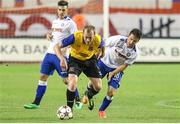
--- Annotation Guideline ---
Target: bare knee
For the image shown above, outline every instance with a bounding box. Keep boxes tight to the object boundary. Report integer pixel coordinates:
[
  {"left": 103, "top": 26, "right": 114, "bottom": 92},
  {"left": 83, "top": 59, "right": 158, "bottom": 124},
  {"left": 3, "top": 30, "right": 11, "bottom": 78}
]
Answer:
[
  {"left": 63, "top": 78, "right": 68, "bottom": 85},
  {"left": 107, "top": 90, "right": 114, "bottom": 97},
  {"left": 107, "top": 86, "right": 116, "bottom": 97},
  {"left": 92, "top": 79, "right": 102, "bottom": 91},
  {"left": 68, "top": 74, "right": 78, "bottom": 91},
  {"left": 40, "top": 74, "right": 48, "bottom": 81},
  {"left": 94, "top": 84, "right": 101, "bottom": 91}
]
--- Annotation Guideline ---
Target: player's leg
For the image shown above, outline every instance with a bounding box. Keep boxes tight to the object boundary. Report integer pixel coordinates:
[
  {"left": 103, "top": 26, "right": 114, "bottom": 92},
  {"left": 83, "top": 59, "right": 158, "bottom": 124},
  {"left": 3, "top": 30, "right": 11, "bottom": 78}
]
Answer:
[
  {"left": 61, "top": 73, "right": 82, "bottom": 109},
  {"left": 24, "top": 54, "right": 54, "bottom": 109},
  {"left": 83, "top": 58, "right": 107, "bottom": 110},
  {"left": 82, "top": 82, "right": 93, "bottom": 104},
  {"left": 32, "top": 74, "right": 49, "bottom": 105},
  {"left": 66, "top": 56, "right": 82, "bottom": 109},
  {"left": 54, "top": 55, "right": 82, "bottom": 109},
  {"left": 99, "top": 86, "right": 116, "bottom": 118},
  {"left": 65, "top": 57, "right": 81, "bottom": 105},
  {"left": 83, "top": 78, "right": 102, "bottom": 110},
  {"left": 82, "top": 57, "right": 102, "bottom": 110},
  {"left": 62, "top": 77, "right": 82, "bottom": 109},
  {"left": 82, "top": 69, "right": 102, "bottom": 110},
  {"left": 66, "top": 74, "right": 78, "bottom": 109},
  {"left": 24, "top": 74, "right": 49, "bottom": 109},
  {"left": 99, "top": 72, "right": 123, "bottom": 118},
  {"left": 62, "top": 74, "right": 81, "bottom": 104}
]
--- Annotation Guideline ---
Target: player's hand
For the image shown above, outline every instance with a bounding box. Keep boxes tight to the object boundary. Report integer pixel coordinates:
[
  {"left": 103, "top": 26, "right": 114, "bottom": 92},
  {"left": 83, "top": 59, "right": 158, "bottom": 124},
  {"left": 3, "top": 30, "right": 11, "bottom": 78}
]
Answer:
[
  {"left": 96, "top": 47, "right": 105, "bottom": 59},
  {"left": 97, "top": 52, "right": 105, "bottom": 59},
  {"left": 46, "top": 33, "right": 52, "bottom": 41},
  {"left": 60, "top": 57, "right": 68, "bottom": 71},
  {"left": 107, "top": 72, "right": 115, "bottom": 81},
  {"left": 96, "top": 50, "right": 103, "bottom": 59}
]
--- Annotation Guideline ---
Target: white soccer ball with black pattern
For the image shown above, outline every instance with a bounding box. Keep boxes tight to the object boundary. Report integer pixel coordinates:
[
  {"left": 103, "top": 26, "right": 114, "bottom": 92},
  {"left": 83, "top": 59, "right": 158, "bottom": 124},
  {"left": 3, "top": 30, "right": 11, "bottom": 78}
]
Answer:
[{"left": 56, "top": 105, "right": 73, "bottom": 120}]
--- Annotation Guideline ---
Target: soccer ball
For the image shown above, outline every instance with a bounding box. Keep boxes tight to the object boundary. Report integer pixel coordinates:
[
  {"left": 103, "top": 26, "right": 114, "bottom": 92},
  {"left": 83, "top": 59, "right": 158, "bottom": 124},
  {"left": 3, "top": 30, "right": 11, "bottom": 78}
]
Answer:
[{"left": 56, "top": 105, "right": 73, "bottom": 120}]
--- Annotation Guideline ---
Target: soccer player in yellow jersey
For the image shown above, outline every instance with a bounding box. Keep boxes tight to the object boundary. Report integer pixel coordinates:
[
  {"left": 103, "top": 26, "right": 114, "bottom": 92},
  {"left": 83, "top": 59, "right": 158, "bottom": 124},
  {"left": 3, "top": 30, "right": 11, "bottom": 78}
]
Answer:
[{"left": 54, "top": 25, "right": 105, "bottom": 112}]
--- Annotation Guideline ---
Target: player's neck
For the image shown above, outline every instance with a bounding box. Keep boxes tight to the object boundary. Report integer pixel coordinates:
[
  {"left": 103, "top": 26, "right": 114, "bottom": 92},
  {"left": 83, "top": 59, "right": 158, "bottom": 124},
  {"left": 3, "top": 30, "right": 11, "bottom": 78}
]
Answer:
[{"left": 59, "top": 15, "right": 67, "bottom": 20}]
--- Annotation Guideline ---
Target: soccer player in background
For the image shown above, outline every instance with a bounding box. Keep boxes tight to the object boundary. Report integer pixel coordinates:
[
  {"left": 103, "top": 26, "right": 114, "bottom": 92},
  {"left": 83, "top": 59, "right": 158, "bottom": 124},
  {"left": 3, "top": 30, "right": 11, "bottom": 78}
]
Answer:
[
  {"left": 24, "top": 0, "right": 82, "bottom": 109},
  {"left": 95, "top": 29, "right": 142, "bottom": 118},
  {"left": 72, "top": 8, "right": 87, "bottom": 31},
  {"left": 55, "top": 25, "right": 105, "bottom": 112}
]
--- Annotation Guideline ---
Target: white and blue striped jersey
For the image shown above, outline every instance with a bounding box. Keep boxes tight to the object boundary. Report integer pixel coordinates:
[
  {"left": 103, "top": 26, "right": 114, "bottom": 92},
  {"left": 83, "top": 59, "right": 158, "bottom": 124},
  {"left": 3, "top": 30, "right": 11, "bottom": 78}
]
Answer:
[
  {"left": 100, "top": 35, "right": 137, "bottom": 68},
  {"left": 46, "top": 16, "right": 77, "bottom": 54}
]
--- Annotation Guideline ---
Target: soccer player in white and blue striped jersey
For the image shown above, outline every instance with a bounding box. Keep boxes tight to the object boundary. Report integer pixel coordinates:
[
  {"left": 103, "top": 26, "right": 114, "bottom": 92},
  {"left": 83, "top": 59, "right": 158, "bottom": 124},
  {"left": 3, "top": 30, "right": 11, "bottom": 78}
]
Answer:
[
  {"left": 24, "top": 0, "right": 82, "bottom": 109},
  {"left": 98, "top": 29, "right": 142, "bottom": 118}
]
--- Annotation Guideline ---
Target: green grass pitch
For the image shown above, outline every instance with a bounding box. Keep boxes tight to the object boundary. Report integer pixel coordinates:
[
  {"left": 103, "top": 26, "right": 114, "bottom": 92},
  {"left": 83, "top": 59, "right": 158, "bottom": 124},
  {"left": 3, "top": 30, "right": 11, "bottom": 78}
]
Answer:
[{"left": 0, "top": 63, "right": 180, "bottom": 123}]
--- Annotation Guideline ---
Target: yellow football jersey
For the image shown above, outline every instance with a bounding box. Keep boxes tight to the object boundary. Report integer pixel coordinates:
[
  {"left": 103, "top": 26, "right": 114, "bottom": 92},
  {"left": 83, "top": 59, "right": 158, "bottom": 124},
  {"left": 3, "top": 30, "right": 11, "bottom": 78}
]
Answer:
[{"left": 70, "top": 31, "right": 102, "bottom": 61}]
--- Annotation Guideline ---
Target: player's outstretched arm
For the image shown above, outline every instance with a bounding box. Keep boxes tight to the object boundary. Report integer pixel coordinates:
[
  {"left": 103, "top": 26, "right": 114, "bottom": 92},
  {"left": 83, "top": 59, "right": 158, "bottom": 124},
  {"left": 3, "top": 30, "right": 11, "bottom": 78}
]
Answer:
[
  {"left": 107, "top": 64, "right": 128, "bottom": 81},
  {"left": 54, "top": 43, "right": 68, "bottom": 71},
  {"left": 96, "top": 38, "right": 105, "bottom": 59},
  {"left": 46, "top": 31, "right": 52, "bottom": 41},
  {"left": 54, "top": 34, "right": 75, "bottom": 71},
  {"left": 96, "top": 46, "right": 105, "bottom": 59}
]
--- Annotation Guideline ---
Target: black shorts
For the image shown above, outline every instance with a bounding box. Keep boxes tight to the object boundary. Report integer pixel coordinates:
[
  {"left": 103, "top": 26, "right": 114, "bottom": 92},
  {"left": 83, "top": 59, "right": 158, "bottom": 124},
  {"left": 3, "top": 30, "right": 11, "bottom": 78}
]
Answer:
[{"left": 68, "top": 55, "right": 101, "bottom": 78}]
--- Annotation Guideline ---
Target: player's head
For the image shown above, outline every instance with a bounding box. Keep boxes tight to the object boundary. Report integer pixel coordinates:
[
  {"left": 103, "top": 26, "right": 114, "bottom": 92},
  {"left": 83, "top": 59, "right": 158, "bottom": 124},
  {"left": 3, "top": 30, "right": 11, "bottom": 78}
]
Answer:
[
  {"left": 57, "top": 0, "right": 68, "bottom": 19},
  {"left": 126, "top": 28, "right": 142, "bottom": 48},
  {"left": 83, "top": 25, "right": 96, "bottom": 45}
]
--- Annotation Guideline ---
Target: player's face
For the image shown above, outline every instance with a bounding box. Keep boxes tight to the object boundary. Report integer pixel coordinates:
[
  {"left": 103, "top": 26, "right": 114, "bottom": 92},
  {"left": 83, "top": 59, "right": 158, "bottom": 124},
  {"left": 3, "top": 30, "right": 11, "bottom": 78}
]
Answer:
[
  {"left": 126, "top": 34, "right": 139, "bottom": 48},
  {"left": 83, "top": 30, "right": 95, "bottom": 45},
  {"left": 57, "top": 6, "right": 68, "bottom": 19}
]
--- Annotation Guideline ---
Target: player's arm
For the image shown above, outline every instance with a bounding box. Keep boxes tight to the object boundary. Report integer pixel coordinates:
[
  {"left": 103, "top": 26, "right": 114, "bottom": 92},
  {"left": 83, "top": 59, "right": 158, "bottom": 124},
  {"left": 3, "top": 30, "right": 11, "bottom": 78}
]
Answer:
[
  {"left": 54, "top": 34, "right": 75, "bottom": 70},
  {"left": 108, "top": 55, "right": 137, "bottom": 80},
  {"left": 46, "top": 30, "right": 52, "bottom": 41},
  {"left": 54, "top": 44, "right": 67, "bottom": 71},
  {"left": 107, "top": 64, "right": 128, "bottom": 81},
  {"left": 96, "top": 39, "right": 105, "bottom": 59},
  {"left": 46, "top": 20, "right": 55, "bottom": 41}
]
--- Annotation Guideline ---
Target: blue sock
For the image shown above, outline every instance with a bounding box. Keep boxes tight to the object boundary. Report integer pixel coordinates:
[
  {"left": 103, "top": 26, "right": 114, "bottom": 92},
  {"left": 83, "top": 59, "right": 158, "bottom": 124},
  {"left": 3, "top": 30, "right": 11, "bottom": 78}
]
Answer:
[
  {"left": 99, "top": 96, "right": 112, "bottom": 111},
  {"left": 33, "top": 80, "right": 47, "bottom": 105}
]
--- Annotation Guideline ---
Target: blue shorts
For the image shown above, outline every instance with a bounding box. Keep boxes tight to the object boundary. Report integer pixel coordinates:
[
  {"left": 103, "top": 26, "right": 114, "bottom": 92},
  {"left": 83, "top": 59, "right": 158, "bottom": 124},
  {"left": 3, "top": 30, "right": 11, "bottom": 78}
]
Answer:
[
  {"left": 98, "top": 60, "right": 123, "bottom": 89},
  {"left": 40, "top": 53, "right": 68, "bottom": 78}
]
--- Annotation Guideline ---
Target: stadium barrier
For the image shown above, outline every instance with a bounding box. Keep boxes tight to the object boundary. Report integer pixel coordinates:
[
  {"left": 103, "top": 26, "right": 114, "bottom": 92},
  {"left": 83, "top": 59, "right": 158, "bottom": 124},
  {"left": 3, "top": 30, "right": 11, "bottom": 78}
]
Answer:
[
  {"left": 0, "top": 38, "right": 180, "bottom": 63},
  {"left": 1, "top": 10, "right": 180, "bottom": 38},
  {"left": 0, "top": 39, "right": 49, "bottom": 63}
]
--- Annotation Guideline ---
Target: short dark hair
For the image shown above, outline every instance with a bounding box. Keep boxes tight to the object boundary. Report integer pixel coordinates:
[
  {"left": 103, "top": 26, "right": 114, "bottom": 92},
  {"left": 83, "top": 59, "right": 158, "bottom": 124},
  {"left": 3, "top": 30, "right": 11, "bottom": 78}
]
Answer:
[
  {"left": 58, "top": 0, "right": 68, "bottom": 7},
  {"left": 129, "top": 28, "right": 143, "bottom": 39},
  {"left": 83, "top": 25, "right": 96, "bottom": 34}
]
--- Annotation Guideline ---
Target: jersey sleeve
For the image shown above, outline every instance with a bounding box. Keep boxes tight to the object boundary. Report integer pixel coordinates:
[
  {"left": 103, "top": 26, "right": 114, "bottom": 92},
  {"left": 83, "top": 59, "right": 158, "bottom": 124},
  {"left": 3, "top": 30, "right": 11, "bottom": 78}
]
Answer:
[
  {"left": 105, "top": 35, "right": 121, "bottom": 47},
  {"left": 99, "top": 39, "right": 105, "bottom": 48},
  {"left": 61, "top": 34, "right": 75, "bottom": 47},
  {"left": 68, "top": 21, "right": 77, "bottom": 34}
]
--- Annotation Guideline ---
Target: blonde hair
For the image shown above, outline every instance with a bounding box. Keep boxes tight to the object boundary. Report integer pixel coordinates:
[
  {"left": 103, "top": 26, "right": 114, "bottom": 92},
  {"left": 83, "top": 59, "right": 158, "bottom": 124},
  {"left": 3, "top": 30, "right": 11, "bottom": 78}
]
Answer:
[{"left": 83, "top": 25, "right": 96, "bottom": 34}]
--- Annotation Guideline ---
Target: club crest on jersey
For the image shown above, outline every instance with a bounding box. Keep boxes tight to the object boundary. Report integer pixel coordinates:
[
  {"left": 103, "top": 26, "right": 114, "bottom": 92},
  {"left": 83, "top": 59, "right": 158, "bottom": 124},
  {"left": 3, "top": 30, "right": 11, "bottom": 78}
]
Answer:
[
  {"left": 126, "top": 52, "right": 131, "bottom": 57},
  {"left": 88, "top": 46, "right": 93, "bottom": 51},
  {"left": 115, "top": 49, "right": 127, "bottom": 59},
  {"left": 79, "top": 52, "right": 88, "bottom": 57},
  {"left": 120, "top": 38, "right": 125, "bottom": 41}
]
